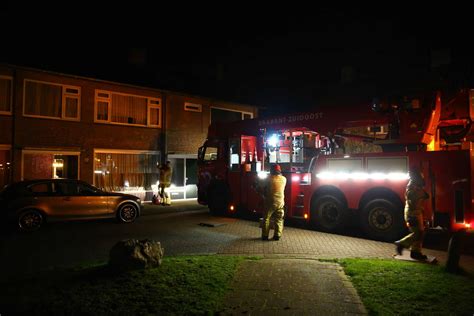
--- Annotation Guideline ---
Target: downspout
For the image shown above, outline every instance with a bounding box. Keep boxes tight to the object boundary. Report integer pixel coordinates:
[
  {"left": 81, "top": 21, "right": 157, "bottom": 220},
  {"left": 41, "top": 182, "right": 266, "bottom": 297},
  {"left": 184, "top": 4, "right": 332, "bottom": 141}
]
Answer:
[
  {"left": 10, "top": 69, "right": 17, "bottom": 183},
  {"left": 160, "top": 93, "right": 167, "bottom": 164}
]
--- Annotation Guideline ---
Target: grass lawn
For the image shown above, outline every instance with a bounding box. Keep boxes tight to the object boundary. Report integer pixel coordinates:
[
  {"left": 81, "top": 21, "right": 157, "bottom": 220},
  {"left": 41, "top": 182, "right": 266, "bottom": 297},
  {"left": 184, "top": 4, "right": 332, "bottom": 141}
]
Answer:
[
  {"left": 0, "top": 255, "right": 246, "bottom": 315},
  {"left": 339, "top": 258, "right": 474, "bottom": 316},
  {"left": 3, "top": 256, "right": 473, "bottom": 315}
]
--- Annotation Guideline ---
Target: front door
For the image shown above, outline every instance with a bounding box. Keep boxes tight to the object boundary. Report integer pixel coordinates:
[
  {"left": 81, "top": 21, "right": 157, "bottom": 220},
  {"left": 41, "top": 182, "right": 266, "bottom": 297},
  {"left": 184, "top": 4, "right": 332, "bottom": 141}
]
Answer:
[{"left": 168, "top": 155, "right": 198, "bottom": 200}]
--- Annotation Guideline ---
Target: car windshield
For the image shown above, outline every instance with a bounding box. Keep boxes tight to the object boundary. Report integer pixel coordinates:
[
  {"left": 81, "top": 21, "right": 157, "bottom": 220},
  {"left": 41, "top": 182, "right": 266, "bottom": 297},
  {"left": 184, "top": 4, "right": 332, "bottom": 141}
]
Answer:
[{"left": 79, "top": 182, "right": 103, "bottom": 194}]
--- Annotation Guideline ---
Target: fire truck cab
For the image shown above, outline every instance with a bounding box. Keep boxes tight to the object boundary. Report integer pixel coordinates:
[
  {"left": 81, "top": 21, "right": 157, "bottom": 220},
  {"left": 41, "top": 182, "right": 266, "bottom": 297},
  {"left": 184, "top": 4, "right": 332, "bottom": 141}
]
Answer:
[{"left": 197, "top": 90, "right": 474, "bottom": 241}]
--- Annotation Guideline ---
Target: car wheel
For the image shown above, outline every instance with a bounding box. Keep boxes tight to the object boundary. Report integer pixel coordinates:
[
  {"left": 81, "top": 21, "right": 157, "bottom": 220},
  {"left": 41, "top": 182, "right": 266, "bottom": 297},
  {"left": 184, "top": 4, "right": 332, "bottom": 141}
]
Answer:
[
  {"left": 117, "top": 203, "right": 138, "bottom": 223},
  {"left": 360, "top": 199, "right": 405, "bottom": 242},
  {"left": 311, "top": 195, "right": 348, "bottom": 232},
  {"left": 18, "top": 209, "right": 43, "bottom": 231}
]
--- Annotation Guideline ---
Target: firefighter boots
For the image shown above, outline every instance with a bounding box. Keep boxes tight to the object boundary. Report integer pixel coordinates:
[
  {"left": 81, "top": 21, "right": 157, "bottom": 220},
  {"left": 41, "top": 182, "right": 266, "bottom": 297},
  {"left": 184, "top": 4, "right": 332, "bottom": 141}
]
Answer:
[
  {"left": 410, "top": 251, "right": 428, "bottom": 260},
  {"left": 394, "top": 241, "right": 404, "bottom": 255}
]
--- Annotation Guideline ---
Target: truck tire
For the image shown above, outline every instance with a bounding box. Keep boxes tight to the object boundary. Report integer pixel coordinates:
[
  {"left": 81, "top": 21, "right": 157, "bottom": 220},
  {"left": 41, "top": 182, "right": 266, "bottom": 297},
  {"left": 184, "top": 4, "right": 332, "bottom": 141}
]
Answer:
[
  {"left": 208, "top": 186, "right": 230, "bottom": 216},
  {"left": 360, "top": 199, "right": 405, "bottom": 242},
  {"left": 311, "top": 195, "right": 349, "bottom": 232}
]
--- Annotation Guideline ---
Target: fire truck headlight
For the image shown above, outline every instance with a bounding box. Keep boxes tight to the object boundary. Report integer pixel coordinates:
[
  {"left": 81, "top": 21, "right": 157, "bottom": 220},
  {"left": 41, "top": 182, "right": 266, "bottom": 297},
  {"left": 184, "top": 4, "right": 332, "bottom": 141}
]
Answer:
[
  {"left": 292, "top": 175, "right": 300, "bottom": 182},
  {"left": 268, "top": 134, "right": 279, "bottom": 147},
  {"left": 258, "top": 171, "right": 268, "bottom": 179}
]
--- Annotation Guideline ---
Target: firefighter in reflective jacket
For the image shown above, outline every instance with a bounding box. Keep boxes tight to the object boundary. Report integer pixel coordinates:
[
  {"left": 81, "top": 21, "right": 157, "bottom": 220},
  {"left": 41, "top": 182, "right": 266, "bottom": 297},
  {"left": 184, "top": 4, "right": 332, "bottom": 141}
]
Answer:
[
  {"left": 395, "top": 168, "right": 429, "bottom": 260},
  {"left": 260, "top": 164, "right": 287, "bottom": 241},
  {"left": 158, "top": 161, "right": 173, "bottom": 206}
]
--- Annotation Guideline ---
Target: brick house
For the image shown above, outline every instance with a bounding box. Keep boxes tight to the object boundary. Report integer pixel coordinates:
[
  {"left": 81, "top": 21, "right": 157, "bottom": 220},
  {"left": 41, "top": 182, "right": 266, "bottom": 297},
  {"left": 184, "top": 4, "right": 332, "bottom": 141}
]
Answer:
[{"left": 0, "top": 64, "right": 258, "bottom": 200}]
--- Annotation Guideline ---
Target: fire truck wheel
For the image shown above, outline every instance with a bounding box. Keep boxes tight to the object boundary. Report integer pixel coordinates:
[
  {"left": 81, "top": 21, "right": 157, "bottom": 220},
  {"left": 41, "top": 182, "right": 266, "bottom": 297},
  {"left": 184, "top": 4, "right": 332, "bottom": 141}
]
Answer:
[
  {"left": 208, "top": 187, "right": 229, "bottom": 216},
  {"left": 360, "top": 199, "right": 404, "bottom": 242},
  {"left": 312, "top": 195, "right": 348, "bottom": 232}
]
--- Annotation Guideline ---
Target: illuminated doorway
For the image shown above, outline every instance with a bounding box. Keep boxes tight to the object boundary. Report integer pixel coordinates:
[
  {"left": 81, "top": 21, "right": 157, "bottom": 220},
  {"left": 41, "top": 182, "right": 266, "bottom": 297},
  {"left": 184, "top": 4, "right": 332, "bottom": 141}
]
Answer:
[{"left": 167, "top": 154, "right": 198, "bottom": 200}]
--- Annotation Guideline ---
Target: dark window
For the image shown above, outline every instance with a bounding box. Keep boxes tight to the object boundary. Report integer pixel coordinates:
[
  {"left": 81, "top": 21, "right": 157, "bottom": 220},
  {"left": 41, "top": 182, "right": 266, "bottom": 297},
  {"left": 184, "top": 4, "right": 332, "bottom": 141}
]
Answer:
[
  {"left": 78, "top": 183, "right": 99, "bottom": 195},
  {"left": 170, "top": 158, "right": 185, "bottom": 187},
  {"left": 28, "top": 183, "right": 51, "bottom": 195},
  {"left": 54, "top": 182, "right": 77, "bottom": 195},
  {"left": 455, "top": 190, "right": 464, "bottom": 223},
  {"left": 186, "top": 159, "right": 198, "bottom": 185}
]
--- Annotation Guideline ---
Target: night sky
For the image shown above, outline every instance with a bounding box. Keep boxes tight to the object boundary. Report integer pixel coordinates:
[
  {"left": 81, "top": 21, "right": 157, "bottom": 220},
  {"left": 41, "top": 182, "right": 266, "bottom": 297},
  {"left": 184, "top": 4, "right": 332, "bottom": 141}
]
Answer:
[{"left": 1, "top": 5, "right": 473, "bottom": 116}]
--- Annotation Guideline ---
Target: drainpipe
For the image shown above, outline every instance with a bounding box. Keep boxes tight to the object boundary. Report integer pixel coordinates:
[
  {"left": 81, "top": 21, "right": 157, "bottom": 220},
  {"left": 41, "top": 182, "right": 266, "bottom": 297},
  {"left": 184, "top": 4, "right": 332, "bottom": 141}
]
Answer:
[
  {"left": 10, "top": 69, "right": 17, "bottom": 183},
  {"left": 161, "top": 93, "right": 167, "bottom": 164}
]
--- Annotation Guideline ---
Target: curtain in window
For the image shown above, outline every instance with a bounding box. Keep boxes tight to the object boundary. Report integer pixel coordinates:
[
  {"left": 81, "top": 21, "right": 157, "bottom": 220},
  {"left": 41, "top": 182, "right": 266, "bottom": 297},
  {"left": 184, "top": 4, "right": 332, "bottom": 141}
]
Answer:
[
  {"left": 149, "top": 107, "right": 160, "bottom": 125},
  {"left": 94, "top": 152, "right": 160, "bottom": 191},
  {"left": 0, "top": 78, "right": 11, "bottom": 112},
  {"left": 25, "top": 81, "right": 62, "bottom": 117},
  {"left": 97, "top": 101, "right": 109, "bottom": 120},
  {"left": 65, "top": 97, "right": 78, "bottom": 118},
  {"left": 111, "top": 94, "right": 147, "bottom": 125}
]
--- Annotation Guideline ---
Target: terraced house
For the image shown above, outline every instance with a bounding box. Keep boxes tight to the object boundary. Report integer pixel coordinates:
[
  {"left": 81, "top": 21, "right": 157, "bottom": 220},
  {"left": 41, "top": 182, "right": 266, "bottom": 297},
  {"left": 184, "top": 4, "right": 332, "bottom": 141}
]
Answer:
[{"left": 0, "top": 64, "right": 258, "bottom": 201}]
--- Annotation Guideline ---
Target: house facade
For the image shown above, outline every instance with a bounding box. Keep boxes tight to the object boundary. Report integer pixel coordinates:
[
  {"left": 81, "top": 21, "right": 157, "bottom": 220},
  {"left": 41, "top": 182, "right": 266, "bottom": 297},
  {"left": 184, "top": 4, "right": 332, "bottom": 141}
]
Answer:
[{"left": 0, "top": 64, "right": 258, "bottom": 201}]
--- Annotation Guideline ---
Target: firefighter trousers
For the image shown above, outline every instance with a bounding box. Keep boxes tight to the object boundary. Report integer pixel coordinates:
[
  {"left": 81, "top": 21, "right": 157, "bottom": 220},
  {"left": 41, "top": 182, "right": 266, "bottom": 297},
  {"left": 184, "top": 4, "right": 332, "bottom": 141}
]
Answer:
[
  {"left": 159, "top": 185, "right": 171, "bottom": 205},
  {"left": 397, "top": 215, "right": 425, "bottom": 252},
  {"left": 262, "top": 207, "right": 284, "bottom": 239}
]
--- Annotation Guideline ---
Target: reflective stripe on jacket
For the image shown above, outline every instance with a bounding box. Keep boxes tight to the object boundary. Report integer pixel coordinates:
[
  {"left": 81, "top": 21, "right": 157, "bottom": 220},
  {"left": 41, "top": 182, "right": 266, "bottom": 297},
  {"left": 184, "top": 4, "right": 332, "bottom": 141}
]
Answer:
[
  {"left": 404, "top": 180, "right": 429, "bottom": 217},
  {"left": 265, "top": 174, "right": 287, "bottom": 210},
  {"left": 159, "top": 166, "right": 172, "bottom": 186}
]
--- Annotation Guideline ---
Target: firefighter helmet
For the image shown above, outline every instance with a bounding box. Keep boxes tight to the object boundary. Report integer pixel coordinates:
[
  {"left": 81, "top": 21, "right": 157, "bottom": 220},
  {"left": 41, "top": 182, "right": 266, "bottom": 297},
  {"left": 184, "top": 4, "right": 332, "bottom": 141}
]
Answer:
[{"left": 271, "top": 164, "right": 282, "bottom": 175}]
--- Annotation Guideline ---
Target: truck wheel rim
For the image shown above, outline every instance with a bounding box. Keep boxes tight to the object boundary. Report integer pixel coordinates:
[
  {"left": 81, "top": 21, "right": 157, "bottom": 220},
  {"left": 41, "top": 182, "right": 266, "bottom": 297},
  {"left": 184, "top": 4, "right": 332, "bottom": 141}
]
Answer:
[
  {"left": 369, "top": 207, "right": 393, "bottom": 230},
  {"left": 321, "top": 202, "right": 340, "bottom": 223}
]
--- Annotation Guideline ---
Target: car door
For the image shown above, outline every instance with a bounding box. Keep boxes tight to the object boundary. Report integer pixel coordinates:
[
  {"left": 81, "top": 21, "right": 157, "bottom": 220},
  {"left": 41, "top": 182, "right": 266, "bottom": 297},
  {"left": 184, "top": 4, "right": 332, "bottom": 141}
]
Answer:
[
  {"left": 76, "top": 182, "right": 111, "bottom": 217},
  {"left": 51, "top": 181, "right": 109, "bottom": 218}
]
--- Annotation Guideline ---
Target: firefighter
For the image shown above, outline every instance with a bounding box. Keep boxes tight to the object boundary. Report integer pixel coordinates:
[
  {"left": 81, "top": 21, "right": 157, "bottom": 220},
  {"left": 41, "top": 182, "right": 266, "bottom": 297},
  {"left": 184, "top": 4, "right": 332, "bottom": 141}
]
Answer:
[
  {"left": 259, "top": 164, "right": 287, "bottom": 241},
  {"left": 394, "top": 168, "right": 429, "bottom": 260},
  {"left": 158, "top": 160, "right": 173, "bottom": 206}
]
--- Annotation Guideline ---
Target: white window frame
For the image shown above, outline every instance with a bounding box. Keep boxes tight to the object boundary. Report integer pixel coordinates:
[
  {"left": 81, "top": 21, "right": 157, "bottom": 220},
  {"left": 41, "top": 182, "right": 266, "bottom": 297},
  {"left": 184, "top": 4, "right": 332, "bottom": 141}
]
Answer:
[
  {"left": 148, "top": 98, "right": 162, "bottom": 127},
  {"left": 95, "top": 90, "right": 112, "bottom": 123},
  {"left": 23, "top": 79, "right": 81, "bottom": 121},
  {"left": 210, "top": 106, "right": 253, "bottom": 124},
  {"left": 184, "top": 102, "right": 202, "bottom": 112},
  {"left": 0, "top": 75, "right": 13, "bottom": 115},
  {"left": 62, "top": 86, "right": 81, "bottom": 120},
  {"left": 94, "top": 90, "right": 161, "bottom": 128}
]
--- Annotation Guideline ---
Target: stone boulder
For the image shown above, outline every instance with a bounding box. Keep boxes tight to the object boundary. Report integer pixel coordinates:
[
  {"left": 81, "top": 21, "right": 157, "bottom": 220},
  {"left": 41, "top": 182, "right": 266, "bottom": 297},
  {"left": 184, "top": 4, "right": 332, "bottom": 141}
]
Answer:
[{"left": 109, "top": 239, "right": 164, "bottom": 270}]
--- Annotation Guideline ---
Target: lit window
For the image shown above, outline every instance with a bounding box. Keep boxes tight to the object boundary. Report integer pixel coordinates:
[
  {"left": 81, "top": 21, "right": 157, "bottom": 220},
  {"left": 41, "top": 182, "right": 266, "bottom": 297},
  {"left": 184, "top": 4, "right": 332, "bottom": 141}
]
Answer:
[{"left": 95, "top": 90, "right": 161, "bottom": 127}]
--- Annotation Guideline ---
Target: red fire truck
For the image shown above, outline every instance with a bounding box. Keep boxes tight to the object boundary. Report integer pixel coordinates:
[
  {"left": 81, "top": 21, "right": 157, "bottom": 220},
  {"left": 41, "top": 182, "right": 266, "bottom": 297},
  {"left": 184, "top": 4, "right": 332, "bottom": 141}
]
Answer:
[{"left": 197, "top": 90, "right": 474, "bottom": 241}]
